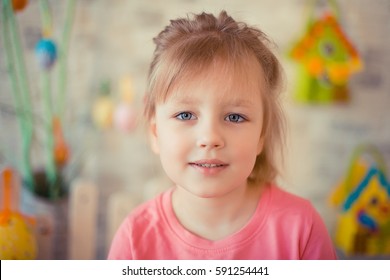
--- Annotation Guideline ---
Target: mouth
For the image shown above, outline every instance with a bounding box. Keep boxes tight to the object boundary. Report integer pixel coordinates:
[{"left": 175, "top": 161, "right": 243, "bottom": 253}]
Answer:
[
  {"left": 190, "top": 163, "right": 226, "bottom": 168},
  {"left": 189, "top": 159, "right": 229, "bottom": 170}
]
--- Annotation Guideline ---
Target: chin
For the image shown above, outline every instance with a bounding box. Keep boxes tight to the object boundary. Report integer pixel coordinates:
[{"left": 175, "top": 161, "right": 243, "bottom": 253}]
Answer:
[{"left": 189, "top": 187, "right": 238, "bottom": 199}]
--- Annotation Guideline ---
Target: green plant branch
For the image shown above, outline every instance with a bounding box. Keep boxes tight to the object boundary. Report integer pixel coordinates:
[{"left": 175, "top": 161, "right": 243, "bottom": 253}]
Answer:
[
  {"left": 41, "top": 71, "right": 57, "bottom": 190},
  {"left": 38, "top": 0, "right": 52, "bottom": 36},
  {"left": 1, "top": 0, "right": 77, "bottom": 199},
  {"left": 57, "top": 0, "right": 76, "bottom": 119},
  {"left": 38, "top": 0, "right": 58, "bottom": 197},
  {"left": 2, "top": 0, "right": 34, "bottom": 189},
  {"left": 6, "top": 1, "right": 34, "bottom": 126}
]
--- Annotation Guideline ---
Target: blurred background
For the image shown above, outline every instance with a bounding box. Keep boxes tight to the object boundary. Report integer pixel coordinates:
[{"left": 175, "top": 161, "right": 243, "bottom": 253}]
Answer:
[{"left": 0, "top": 0, "right": 389, "bottom": 260}]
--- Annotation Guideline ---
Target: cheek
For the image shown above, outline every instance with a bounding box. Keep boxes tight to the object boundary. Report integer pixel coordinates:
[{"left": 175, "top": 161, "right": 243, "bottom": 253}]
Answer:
[
  {"left": 157, "top": 129, "right": 192, "bottom": 180},
  {"left": 240, "top": 144, "right": 259, "bottom": 164},
  {"left": 232, "top": 137, "right": 260, "bottom": 170},
  {"left": 157, "top": 127, "right": 189, "bottom": 160}
]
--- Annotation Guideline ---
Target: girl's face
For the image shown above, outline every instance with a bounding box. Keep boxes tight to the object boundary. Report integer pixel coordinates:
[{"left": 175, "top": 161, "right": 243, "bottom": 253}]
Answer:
[{"left": 150, "top": 59, "right": 265, "bottom": 199}]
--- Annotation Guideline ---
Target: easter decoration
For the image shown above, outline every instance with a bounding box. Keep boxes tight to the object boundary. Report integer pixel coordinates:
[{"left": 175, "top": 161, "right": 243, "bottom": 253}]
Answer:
[
  {"left": 113, "top": 76, "right": 138, "bottom": 133},
  {"left": 289, "top": 0, "right": 363, "bottom": 103},
  {"left": 92, "top": 80, "right": 115, "bottom": 130},
  {"left": 0, "top": 167, "right": 37, "bottom": 259},
  {"left": 1, "top": 0, "right": 76, "bottom": 200},
  {"left": 92, "top": 76, "right": 138, "bottom": 133},
  {"left": 329, "top": 144, "right": 390, "bottom": 257},
  {"left": 11, "top": 0, "right": 28, "bottom": 11}
]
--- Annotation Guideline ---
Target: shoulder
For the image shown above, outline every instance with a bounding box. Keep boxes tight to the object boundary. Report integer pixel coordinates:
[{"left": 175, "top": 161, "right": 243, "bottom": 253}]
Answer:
[
  {"left": 265, "top": 184, "right": 337, "bottom": 259},
  {"left": 267, "top": 184, "right": 314, "bottom": 214},
  {"left": 107, "top": 189, "right": 171, "bottom": 259},
  {"left": 264, "top": 184, "right": 324, "bottom": 232}
]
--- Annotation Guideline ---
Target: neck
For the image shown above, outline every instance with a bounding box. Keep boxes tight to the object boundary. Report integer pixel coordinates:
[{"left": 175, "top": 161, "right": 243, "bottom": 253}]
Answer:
[{"left": 171, "top": 182, "right": 264, "bottom": 241}]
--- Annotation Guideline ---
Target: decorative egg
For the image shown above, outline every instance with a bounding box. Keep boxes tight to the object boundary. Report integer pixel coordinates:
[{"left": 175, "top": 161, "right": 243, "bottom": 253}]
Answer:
[
  {"left": 0, "top": 213, "right": 37, "bottom": 259},
  {"left": 92, "top": 96, "right": 115, "bottom": 129},
  {"left": 119, "top": 76, "right": 135, "bottom": 104},
  {"left": 52, "top": 117, "right": 70, "bottom": 168},
  {"left": 35, "top": 39, "right": 57, "bottom": 70},
  {"left": 113, "top": 103, "right": 138, "bottom": 132},
  {"left": 12, "top": 0, "right": 28, "bottom": 11}
]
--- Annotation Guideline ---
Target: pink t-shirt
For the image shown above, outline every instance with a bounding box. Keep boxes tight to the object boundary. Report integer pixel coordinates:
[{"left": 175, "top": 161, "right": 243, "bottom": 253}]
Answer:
[{"left": 108, "top": 184, "right": 337, "bottom": 259}]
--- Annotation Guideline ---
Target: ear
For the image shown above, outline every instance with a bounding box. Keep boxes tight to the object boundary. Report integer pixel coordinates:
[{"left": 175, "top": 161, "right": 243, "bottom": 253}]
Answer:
[
  {"left": 149, "top": 118, "right": 160, "bottom": 154},
  {"left": 256, "top": 135, "right": 265, "bottom": 155}
]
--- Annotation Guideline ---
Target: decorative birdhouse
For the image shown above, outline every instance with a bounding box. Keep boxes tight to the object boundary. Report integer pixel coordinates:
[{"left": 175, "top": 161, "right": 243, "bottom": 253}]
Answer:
[
  {"left": 330, "top": 145, "right": 390, "bottom": 257},
  {"left": 289, "top": 12, "right": 363, "bottom": 103}
]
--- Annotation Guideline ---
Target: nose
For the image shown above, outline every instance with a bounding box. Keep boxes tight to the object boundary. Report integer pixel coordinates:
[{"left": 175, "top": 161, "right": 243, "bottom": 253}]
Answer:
[{"left": 196, "top": 119, "right": 225, "bottom": 149}]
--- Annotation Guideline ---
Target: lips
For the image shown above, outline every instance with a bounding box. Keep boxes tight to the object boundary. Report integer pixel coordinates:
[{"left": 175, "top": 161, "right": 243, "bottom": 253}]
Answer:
[
  {"left": 190, "top": 159, "right": 228, "bottom": 167},
  {"left": 189, "top": 159, "right": 228, "bottom": 174},
  {"left": 193, "top": 163, "right": 225, "bottom": 168}
]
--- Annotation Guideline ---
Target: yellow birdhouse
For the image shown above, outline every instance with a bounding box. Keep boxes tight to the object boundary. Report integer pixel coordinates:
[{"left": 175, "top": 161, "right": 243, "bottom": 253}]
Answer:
[{"left": 330, "top": 145, "right": 390, "bottom": 257}]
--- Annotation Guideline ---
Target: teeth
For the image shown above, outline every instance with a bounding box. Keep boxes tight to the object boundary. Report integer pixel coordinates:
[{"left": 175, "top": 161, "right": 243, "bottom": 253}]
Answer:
[{"left": 196, "top": 163, "right": 223, "bottom": 168}]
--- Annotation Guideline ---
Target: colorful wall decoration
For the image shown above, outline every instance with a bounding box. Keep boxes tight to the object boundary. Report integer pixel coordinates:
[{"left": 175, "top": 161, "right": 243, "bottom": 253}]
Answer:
[
  {"left": 330, "top": 145, "right": 390, "bottom": 256},
  {"left": 289, "top": 1, "right": 363, "bottom": 103}
]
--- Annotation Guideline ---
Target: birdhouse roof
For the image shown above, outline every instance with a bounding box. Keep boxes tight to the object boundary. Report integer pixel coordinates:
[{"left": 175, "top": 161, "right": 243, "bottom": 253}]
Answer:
[
  {"left": 290, "top": 13, "right": 361, "bottom": 68},
  {"left": 342, "top": 167, "right": 390, "bottom": 211}
]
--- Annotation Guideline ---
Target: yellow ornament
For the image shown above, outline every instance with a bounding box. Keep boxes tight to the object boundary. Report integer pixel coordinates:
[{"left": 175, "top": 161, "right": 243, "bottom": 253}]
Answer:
[
  {"left": 0, "top": 168, "right": 37, "bottom": 259},
  {"left": 92, "top": 96, "right": 115, "bottom": 129},
  {"left": 0, "top": 213, "right": 37, "bottom": 259},
  {"left": 92, "top": 81, "right": 115, "bottom": 129},
  {"left": 119, "top": 75, "right": 135, "bottom": 104}
]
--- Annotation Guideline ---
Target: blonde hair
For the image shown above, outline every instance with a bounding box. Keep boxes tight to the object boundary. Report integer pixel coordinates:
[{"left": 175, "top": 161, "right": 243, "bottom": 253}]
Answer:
[{"left": 144, "top": 11, "right": 285, "bottom": 185}]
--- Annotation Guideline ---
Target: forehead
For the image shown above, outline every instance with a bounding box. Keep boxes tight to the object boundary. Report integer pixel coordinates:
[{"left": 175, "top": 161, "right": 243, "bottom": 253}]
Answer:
[{"left": 167, "top": 56, "right": 265, "bottom": 103}]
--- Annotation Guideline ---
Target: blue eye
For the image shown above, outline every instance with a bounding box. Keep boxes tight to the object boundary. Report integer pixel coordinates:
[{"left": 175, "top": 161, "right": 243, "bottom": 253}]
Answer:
[
  {"left": 176, "top": 112, "right": 194, "bottom": 120},
  {"left": 226, "top": 114, "right": 245, "bottom": 123}
]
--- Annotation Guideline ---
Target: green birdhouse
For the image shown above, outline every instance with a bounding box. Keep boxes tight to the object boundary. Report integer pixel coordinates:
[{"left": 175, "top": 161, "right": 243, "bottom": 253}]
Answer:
[{"left": 290, "top": 13, "right": 363, "bottom": 103}]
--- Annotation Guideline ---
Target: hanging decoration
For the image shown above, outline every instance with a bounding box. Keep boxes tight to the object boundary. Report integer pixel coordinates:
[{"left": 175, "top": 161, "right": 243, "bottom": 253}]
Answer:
[
  {"left": 92, "top": 80, "right": 115, "bottom": 129},
  {"left": 92, "top": 75, "right": 138, "bottom": 133},
  {"left": 35, "top": 38, "right": 57, "bottom": 70},
  {"left": 0, "top": 168, "right": 37, "bottom": 259},
  {"left": 12, "top": 0, "right": 28, "bottom": 12},
  {"left": 329, "top": 144, "right": 390, "bottom": 256},
  {"left": 113, "top": 75, "right": 138, "bottom": 133},
  {"left": 289, "top": 0, "right": 363, "bottom": 103},
  {"left": 52, "top": 116, "right": 70, "bottom": 168}
]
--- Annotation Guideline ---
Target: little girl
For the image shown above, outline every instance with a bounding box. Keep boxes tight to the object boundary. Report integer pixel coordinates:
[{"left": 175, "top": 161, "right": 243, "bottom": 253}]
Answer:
[{"left": 108, "top": 11, "right": 337, "bottom": 260}]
